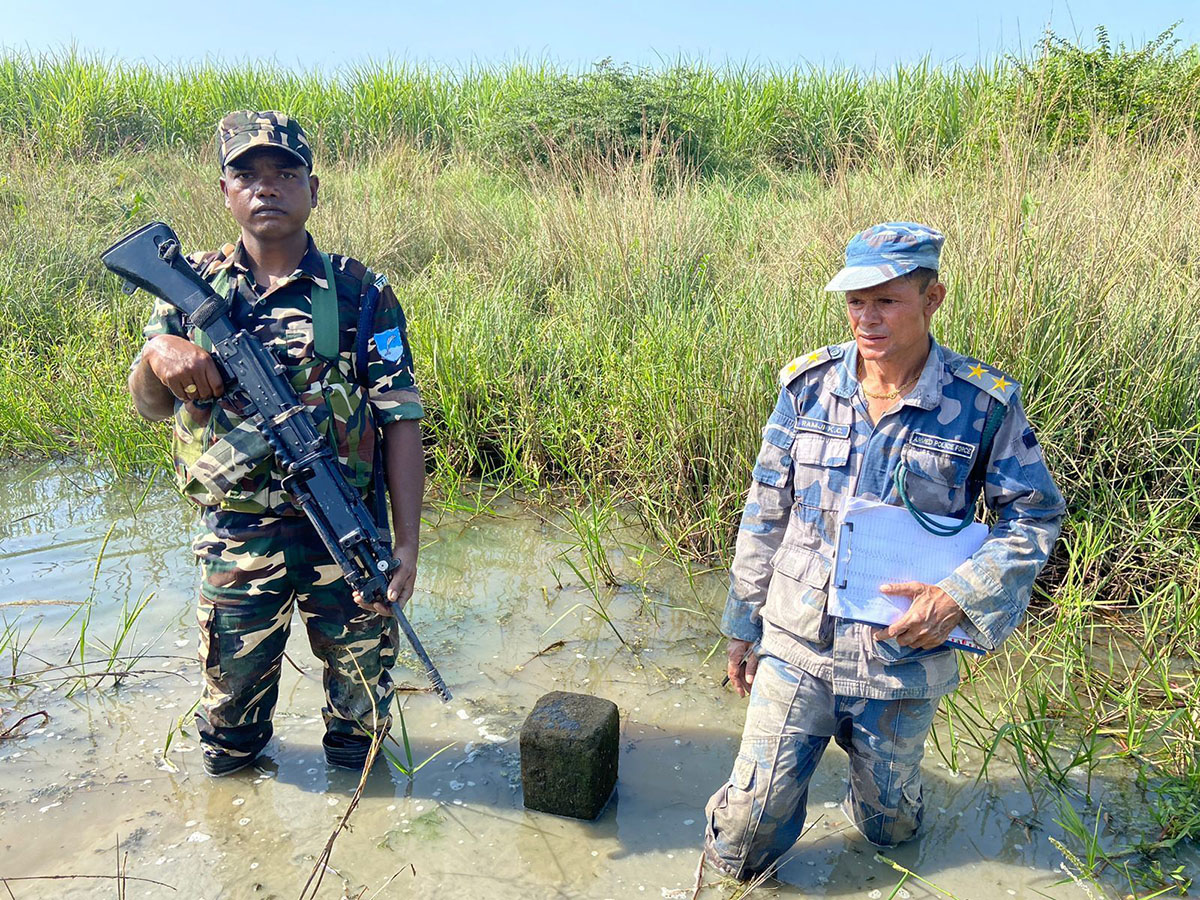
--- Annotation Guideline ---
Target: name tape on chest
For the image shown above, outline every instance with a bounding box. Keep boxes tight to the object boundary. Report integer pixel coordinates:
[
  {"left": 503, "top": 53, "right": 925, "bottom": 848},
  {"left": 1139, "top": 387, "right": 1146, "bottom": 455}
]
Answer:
[
  {"left": 908, "top": 432, "right": 975, "bottom": 459},
  {"left": 797, "top": 417, "right": 851, "bottom": 439}
]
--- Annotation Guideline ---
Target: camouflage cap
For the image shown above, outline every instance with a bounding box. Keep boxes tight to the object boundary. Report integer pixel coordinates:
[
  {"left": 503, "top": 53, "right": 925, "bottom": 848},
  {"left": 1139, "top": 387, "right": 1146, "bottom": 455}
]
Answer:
[
  {"left": 217, "top": 111, "right": 313, "bottom": 171},
  {"left": 824, "top": 222, "right": 944, "bottom": 292}
]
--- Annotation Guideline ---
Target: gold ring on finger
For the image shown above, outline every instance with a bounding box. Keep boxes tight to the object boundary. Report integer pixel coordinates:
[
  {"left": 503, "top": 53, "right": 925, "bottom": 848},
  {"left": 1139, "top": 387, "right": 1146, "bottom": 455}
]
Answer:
[{"left": 185, "top": 384, "right": 198, "bottom": 395}]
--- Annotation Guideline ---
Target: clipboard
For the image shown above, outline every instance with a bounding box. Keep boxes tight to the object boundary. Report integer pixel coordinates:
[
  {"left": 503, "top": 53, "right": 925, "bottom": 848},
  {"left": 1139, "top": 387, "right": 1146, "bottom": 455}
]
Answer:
[{"left": 830, "top": 498, "right": 990, "bottom": 655}]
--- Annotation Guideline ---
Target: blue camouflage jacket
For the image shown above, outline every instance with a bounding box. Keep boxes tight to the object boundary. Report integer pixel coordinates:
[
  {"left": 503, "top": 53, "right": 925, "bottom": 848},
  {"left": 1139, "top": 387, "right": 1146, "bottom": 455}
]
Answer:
[{"left": 722, "top": 337, "right": 1065, "bottom": 699}]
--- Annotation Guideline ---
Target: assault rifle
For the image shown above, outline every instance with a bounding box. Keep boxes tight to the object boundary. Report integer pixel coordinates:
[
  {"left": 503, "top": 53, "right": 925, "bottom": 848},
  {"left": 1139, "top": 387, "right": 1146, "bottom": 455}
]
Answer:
[{"left": 102, "top": 221, "right": 451, "bottom": 702}]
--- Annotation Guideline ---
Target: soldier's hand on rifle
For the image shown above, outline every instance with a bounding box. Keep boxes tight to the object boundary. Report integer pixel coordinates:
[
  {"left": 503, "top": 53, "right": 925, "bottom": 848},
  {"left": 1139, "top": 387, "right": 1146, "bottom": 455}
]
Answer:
[
  {"left": 144, "top": 334, "right": 226, "bottom": 403},
  {"left": 352, "top": 543, "right": 417, "bottom": 617}
]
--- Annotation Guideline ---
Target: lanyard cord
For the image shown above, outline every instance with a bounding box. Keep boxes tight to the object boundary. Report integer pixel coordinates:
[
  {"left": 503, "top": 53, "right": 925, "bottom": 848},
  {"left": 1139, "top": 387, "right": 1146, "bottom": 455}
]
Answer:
[
  {"left": 893, "top": 462, "right": 976, "bottom": 536},
  {"left": 893, "top": 400, "right": 1009, "bottom": 537}
]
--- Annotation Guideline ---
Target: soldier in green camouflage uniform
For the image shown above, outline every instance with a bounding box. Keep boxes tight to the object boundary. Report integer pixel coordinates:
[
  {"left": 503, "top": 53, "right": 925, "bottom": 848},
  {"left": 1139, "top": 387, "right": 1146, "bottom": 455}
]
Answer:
[{"left": 128, "top": 111, "right": 426, "bottom": 776}]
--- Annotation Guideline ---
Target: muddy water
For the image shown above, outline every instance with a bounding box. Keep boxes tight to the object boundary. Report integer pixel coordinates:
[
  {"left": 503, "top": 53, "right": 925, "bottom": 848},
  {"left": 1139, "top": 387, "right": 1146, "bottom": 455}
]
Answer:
[{"left": 0, "top": 462, "right": 1192, "bottom": 899}]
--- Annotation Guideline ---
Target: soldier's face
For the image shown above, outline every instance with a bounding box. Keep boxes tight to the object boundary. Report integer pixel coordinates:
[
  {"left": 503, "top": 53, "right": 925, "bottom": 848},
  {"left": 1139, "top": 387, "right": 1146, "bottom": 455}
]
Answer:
[
  {"left": 220, "top": 148, "right": 319, "bottom": 243},
  {"left": 845, "top": 275, "right": 945, "bottom": 364}
]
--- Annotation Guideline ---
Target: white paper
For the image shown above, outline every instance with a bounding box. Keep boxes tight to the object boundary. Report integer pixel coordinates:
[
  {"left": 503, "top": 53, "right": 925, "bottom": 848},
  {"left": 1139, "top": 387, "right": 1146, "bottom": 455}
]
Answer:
[{"left": 830, "top": 497, "right": 988, "bottom": 651}]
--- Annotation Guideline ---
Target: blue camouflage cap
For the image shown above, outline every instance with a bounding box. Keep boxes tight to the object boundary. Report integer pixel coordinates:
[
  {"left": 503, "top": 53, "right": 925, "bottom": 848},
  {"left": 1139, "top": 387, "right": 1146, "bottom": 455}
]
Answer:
[{"left": 824, "top": 222, "right": 945, "bottom": 292}]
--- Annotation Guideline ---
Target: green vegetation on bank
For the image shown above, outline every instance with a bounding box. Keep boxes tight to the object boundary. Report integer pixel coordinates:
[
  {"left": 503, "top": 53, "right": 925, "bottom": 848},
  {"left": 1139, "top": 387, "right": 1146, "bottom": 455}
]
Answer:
[
  {"left": 0, "top": 29, "right": 1197, "bottom": 896},
  {"left": 2, "top": 26, "right": 1199, "bottom": 171}
]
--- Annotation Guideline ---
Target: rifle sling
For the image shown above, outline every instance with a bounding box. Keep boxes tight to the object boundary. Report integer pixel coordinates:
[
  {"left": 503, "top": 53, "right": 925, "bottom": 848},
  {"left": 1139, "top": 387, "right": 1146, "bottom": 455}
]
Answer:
[{"left": 198, "top": 252, "right": 340, "bottom": 364}]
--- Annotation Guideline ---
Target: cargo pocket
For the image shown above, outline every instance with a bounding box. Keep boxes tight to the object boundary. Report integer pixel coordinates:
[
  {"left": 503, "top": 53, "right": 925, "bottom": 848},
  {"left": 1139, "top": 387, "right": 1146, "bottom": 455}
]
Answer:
[
  {"left": 765, "top": 545, "right": 832, "bottom": 643},
  {"left": 197, "top": 600, "right": 220, "bottom": 679},
  {"left": 706, "top": 751, "right": 760, "bottom": 865},
  {"left": 731, "top": 752, "right": 757, "bottom": 792},
  {"left": 869, "top": 634, "right": 951, "bottom": 666},
  {"left": 895, "top": 770, "right": 925, "bottom": 842}
]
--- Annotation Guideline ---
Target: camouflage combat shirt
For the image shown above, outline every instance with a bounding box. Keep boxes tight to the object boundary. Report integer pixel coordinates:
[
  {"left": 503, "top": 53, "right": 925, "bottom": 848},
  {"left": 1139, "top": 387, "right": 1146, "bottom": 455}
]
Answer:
[
  {"left": 722, "top": 337, "right": 1065, "bottom": 700},
  {"left": 137, "top": 235, "right": 423, "bottom": 533}
]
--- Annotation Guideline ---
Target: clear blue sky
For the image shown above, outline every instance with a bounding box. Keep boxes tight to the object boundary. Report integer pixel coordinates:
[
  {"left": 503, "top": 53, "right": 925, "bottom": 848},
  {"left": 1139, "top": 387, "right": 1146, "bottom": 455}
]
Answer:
[{"left": 1, "top": 1, "right": 1196, "bottom": 71}]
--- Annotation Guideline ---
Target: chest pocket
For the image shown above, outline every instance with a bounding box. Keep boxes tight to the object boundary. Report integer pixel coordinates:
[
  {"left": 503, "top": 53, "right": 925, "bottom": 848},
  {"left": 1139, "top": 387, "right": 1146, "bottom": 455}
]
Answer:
[
  {"left": 898, "top": 440, "right": 973, "bottom": 517},
  {"left": 278, "top": 320, "right": 316, "bottom": 361},
  {"left": 288, "top": 346, "right": 375, "bottom": 492},
  {"left": 789, "top": 429, "right": 850, "bottom": 552}
]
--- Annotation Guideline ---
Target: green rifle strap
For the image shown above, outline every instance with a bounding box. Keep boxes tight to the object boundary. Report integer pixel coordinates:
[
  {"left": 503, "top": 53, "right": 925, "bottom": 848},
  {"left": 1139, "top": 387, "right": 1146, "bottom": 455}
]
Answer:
[
  {"left": 895, "top": 400, "right": 1009, "bottom": 538},
  {"left": 312, "top": 252, "right": 339, "bottom": 363},
  {"left": 195, "top": 255, "right": 339, "bottom": 362}
]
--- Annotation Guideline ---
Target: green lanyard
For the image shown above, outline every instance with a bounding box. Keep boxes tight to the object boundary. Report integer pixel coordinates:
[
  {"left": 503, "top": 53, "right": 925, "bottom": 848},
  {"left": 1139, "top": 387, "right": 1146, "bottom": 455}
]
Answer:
[{"left": 894, "top": 401, "right": 1008, "bottom": 537}]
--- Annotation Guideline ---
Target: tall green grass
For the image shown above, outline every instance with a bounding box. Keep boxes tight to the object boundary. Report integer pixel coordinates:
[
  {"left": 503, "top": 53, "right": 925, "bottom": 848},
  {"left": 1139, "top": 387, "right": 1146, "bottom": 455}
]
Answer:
[{"left": 2, "top": 26, "right": 1198, "bottom": 171}]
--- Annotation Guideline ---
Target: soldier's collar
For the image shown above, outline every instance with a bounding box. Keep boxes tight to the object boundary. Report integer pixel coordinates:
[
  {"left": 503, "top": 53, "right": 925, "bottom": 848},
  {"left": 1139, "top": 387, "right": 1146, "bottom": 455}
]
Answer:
[
  {"left": 224, "top": 234, "right": 327, "bottom": 292},
  {"left": 295, "top": 235, "right": 327, "bottom": 284},
  {"left": 832, "top": 335, "right": 945, "bottom": 410},
  {"left": 831, "top": 345, "right": 860, "bottom": 399},
  {"left": 904, "top": 337, "right": 946, "bottom": 410},
  {"left": 223, "top": 241, "right": 253, "bottom": 275}
]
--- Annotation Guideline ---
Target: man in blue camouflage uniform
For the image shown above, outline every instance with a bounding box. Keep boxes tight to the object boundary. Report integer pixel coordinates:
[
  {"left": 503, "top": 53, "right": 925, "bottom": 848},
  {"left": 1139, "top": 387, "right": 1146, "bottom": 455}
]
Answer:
[
  {"left": 703, "top": 222, "right": 1065, "bottom": 878},
  {"left": 128, "top": 112, "right": 426, "bottom": 776}
]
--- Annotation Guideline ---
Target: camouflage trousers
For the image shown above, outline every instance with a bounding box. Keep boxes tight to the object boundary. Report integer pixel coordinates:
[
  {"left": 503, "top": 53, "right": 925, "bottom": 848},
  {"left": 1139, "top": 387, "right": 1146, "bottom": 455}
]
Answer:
[
  {"left": 705, "top": 654, "right": 938, "bottom": 880},
  {"left": 193, "top": 520, "right": 395, "bottom": 764}
]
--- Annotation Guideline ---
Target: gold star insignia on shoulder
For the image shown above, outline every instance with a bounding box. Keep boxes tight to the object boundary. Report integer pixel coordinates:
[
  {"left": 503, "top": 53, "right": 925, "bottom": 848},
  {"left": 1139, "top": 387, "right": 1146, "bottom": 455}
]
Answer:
[
  {"left": 992, "top": 375, "right": 1012, "bottom": 392},
  {"left": 779, "top": 348, "right": 834, "bottom": 386},
  {"left": 968, "top": 364, "right": 986, "bottom": 379}
]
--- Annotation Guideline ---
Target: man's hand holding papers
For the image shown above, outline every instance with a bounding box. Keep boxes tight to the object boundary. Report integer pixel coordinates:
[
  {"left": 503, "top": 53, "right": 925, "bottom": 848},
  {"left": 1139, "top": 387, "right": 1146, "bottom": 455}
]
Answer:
[{"left": 874, "top": 582, "right": 966, "bottom": 650}]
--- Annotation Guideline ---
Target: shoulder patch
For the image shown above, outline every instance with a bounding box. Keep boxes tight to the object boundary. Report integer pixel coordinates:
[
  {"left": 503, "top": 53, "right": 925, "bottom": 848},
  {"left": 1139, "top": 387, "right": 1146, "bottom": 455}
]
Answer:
[
  {"left": 953, "top": 358, "right": 1020, "bottom": 405},
  {"left": 779, "top": 344, "right": 843, "bottom": 387}
]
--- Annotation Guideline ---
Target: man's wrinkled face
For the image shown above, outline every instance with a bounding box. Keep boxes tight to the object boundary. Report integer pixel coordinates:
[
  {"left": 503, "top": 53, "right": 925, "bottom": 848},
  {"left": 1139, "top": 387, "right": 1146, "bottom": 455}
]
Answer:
[
  {"left": 219, "top": 147, "right": 318, "bottom": 242},
  {"left": 845, "top": 274, "right": 945, "bottom": 365}
]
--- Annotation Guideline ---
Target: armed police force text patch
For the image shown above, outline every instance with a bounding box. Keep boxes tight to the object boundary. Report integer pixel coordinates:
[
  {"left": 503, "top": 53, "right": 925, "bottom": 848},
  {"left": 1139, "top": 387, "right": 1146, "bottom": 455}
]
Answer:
[{"left": 908, "top": 432, "right": 975, "bottom": 459}]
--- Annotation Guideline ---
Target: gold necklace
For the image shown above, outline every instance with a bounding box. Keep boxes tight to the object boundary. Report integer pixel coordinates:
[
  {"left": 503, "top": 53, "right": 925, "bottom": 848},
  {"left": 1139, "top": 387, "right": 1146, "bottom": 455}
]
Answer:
[{"left": 858, "top": 364, "right": 921, "bottom": 401}]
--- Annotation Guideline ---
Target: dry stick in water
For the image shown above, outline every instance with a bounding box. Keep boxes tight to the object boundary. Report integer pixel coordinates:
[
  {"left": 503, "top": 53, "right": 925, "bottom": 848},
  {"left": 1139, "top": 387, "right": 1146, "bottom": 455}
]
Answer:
[
  {"left": 354, "top": 865, "right": 416, "bottom": 899},
  {"left": 0, "top": 875, "right": 175, "bottom": 890},
  {"left": 0, "top": 710, "right": 48, "bottom": 740},
  {"left": 298, "top": 654, "right": 390, "bottom": 900},
  {"left": 515, "top": 639, "right": 567, "bottom": 669},
  {"left": 116, "top": 836, "right": 126, "bottom": 900},
  {"left": 297, "top": 731, "right": 385, "bottom": 899},
  {"left": 283, "top": 652, "right": 316, "bottom": 679}
]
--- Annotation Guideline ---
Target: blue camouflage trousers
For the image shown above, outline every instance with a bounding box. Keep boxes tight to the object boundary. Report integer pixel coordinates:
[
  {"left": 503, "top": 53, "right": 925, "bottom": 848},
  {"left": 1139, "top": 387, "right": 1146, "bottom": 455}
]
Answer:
[
  {"left": 193, "top": 520, "right": 395, "bottom": 765},
  {"left": 705, "top": 654, "right": 938, "bottom": 880}
]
